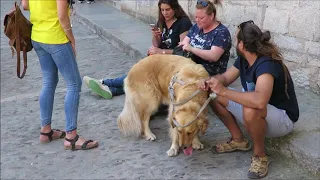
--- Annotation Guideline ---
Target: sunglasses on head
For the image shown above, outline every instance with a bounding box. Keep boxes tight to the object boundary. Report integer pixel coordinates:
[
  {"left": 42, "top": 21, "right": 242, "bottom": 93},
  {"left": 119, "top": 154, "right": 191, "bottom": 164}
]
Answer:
[
  {"left": 197, "top": 0, "right": 209, "bottom": 7},
  {"left": 238, "top": 20, "right": 254, "bottom": 42}
]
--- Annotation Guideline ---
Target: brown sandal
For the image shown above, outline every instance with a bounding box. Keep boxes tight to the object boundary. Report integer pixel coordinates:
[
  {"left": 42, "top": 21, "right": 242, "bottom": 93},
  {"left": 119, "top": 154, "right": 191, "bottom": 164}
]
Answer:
[
  {"left": 64, "top": 135, "right": 98, "bottom": 151},
  {"left": 211, "top": 138, "right": 252, "bottom": 154},
  {"left": 40, "top": 129, "right": 66, "bottom": 143}
]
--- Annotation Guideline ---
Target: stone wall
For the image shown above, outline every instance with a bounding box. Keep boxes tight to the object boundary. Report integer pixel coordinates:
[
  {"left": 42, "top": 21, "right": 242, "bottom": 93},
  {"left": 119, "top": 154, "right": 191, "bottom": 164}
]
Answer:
[{"left": 102, "top": 0, "right": 320, "bottom": 94}]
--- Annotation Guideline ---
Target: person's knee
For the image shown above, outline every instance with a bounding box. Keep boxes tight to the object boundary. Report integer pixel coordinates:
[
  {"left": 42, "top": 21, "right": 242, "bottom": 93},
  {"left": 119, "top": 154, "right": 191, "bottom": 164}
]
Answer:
[
  {"left": 76, "top": 77, "right": 82, "bottom": 91},
  {"left": 210, "top": 96, "right": 228, "bottom": 109},
  {"left": 67, "top": 76, "right": 82, "bottom": 92},
  {"left": 243, "top": 107, "right": 259, "bottom": 124},
  {"left": 43, "top": 74, "right": 59, "bottom": 89}
]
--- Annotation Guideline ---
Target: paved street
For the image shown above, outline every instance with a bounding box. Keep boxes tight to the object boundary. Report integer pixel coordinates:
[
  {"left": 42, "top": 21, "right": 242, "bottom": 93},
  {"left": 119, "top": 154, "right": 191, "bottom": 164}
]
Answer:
[{"left": 0, "top": 1, "right": 317, "bottom": 179}]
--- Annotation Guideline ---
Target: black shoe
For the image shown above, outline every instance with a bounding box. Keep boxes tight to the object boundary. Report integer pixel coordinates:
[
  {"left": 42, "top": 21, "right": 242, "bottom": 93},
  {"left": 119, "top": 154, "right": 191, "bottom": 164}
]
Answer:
[
  {"left": 87, "top": 0, "right": 95, "bottom": 4},
  {"left": 78, "top": 0, "right": 84, "bottom": 3}
]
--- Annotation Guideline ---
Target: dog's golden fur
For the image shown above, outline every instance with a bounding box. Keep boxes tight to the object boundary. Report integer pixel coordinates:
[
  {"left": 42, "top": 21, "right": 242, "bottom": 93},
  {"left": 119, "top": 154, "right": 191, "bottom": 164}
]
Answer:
[{"left": 117, "top": 54, "right": 209, "bottom": 156}]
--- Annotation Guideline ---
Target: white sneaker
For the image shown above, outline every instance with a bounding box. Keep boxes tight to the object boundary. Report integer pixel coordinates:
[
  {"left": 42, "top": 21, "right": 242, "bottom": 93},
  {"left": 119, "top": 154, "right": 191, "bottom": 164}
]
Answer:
[
  {"left": 83, "top": 76, "right": 102, "bottom": 86},
  {"left": 83, "top": 76, "right": 112, "bottom": 99}
]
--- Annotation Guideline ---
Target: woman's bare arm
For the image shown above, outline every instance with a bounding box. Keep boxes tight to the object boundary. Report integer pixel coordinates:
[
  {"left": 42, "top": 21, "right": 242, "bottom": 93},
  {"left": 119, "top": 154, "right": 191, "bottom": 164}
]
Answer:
[
  {"left": 56, "top": 0, "right": 75, "bottom": 43},
  {"left": 190, "top": 46, "right": 225, "bottom": 62},
  {"left": 22, "top": 0, "right": 29, "bottom": 10}
]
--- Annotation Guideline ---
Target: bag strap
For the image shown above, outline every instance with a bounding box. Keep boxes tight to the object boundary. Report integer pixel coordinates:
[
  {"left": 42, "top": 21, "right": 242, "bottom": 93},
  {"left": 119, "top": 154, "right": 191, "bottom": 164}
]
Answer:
[{"left": 14, "top": 2, "right": 27, "bottom": 79}]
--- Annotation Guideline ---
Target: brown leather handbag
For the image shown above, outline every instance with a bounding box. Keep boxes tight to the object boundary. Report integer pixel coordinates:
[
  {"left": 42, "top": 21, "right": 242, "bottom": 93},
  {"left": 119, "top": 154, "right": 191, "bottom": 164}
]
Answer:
[{"left": 3, "top": 2, "right": 33, "bottom": 79}]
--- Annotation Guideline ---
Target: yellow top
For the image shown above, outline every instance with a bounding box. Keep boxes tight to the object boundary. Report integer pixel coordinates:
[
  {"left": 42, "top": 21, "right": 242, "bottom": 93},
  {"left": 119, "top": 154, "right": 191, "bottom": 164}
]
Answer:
[{"left": 29, "top": 0, "right": 69, "bottom": 44}]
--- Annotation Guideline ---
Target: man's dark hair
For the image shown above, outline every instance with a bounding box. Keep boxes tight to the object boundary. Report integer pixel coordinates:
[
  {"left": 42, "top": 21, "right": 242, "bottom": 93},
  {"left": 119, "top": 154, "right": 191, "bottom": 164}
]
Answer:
[{"left": 237, "top": 21, "right": 291, "bottom": 99}]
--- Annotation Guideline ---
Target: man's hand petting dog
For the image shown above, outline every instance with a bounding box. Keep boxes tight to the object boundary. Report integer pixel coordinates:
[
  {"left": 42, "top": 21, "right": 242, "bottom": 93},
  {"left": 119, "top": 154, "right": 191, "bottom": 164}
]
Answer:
[
  {"left": 206, "top": 77, "right": 227, "bottom": 96},
  {"left": 197, "top": 78, "right": 210, "bottom": 91}
]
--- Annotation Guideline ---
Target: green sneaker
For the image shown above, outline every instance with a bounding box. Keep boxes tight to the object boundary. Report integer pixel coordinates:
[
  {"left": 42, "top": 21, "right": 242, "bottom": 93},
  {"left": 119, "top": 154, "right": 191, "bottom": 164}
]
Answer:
[
  {"left": 83, "top": 76, "right": 99, "bottom": 86},
  {"left": 83, "top": 76, "right": 112, "bottom": 99}
]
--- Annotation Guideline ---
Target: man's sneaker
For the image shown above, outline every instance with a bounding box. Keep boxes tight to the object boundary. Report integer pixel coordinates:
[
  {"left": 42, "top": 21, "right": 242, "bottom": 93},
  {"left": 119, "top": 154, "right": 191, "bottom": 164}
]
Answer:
[
  {"left": 87, "top": 0, "right": 95, "bottom": 4},
  {"left": 247, "top": 155, "right": 270, "bottom": 179},
  {"left": 83, "top": 76, "right": 112, "bottom": 99},
  {"left": 78, "top": 0, "right": 84, "bottom": 3}
]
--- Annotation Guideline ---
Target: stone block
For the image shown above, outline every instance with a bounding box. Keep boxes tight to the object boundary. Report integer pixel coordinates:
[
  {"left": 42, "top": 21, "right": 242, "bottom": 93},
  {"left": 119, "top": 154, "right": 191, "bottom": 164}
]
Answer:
[
  {"left": 290, "top": 68, "right": 310, "bottom": 89},
  {"left": 305, "top": 41, "right": 320, "bottom": 56},
  {"left": 317, "top": 72, "right": 320, "bottom": 92},
  {"left": 263, "top": 8, "right": 289, "bottom": 34},
  {"left": 179, "top": 0, "right": 189, "bottom": 15},
  {"left": 314, "top": 21, "right": 320, "bottom": 42},
  {"left": 120, "top": 1, "right": 137, "bottom": 18},
  {"left": 282, "top": 49, "right": 307, "bottom": 65},
  {"left": 187, "top": 0, "right": 196, "bottom": 22},
  {"left": 135, "top": 1, "right": 151, "bottom": 23},
  {"left": 243, "top": 6, "right": 263, "bottom": 26},
  {"left": 216, "top": 4, "right": 226, "bottom": 22},
  {"left": 284, "top": 60, "right": 298, "bottom": 70},
  {"left": 257, "top": 0, "right": 276, "bottom": 7},
  {"left": 299, "top": 0, "right": 320, "bottom": 8},
  {"left": 227, "top": 25, "right": 237, "bottom": 41},
  {"left": 289, "top": 7, "right": 319, "bottom": 41},
  {"left": 308, "top": 67, "right": 320, "bottom": 93},
  {"left": 149, "top": 7, "right": 158, "bottom": 22},
  {"left": 230, "top": 0, "right": 257, "bottom": 6},
  {"left": 307, "top": 55, "right": 320, "bottom": 68},
  {"left": 220, "top": 3, "right": 246, "bottom": 25},
  {"left": 275, "top": 0, "right": 299, "bottom": 10},
  {"left": 121, "top": 0, "right": 136, "bottom": 11},
  {"left": 272, "top": 34, "right": 304, "bottom": 53},
  {"left": 136, "top": 1, "right": 149, "bottom": 12},
  {"left": 101, "top": 0, "right": 121, "bottom": 10}
]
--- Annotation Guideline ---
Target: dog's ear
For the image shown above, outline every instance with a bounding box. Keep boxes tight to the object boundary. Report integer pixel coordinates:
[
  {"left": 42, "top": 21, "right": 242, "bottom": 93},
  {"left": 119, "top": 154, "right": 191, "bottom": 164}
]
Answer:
[{"left": 197, "top": 117, "right": 208, "bottom": 135}]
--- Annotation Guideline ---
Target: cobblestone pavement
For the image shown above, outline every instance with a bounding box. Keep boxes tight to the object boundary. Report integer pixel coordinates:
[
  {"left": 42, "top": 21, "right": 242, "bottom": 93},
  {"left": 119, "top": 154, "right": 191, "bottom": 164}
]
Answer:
[{"left": 0, "top": 1, "right": 317, "bottom": 179}]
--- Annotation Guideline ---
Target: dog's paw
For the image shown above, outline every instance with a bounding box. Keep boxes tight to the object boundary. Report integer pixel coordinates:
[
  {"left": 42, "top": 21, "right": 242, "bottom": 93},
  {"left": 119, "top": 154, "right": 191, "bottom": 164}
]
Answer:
[
  {"left": 144, "top": 132, "right": 156, "bottom": 141},
  {"left": 167, "top": 148, "right": 179, "bottom": 157},
  {"left": 192, "top": 141, "right": 204, "bottom": 150}
]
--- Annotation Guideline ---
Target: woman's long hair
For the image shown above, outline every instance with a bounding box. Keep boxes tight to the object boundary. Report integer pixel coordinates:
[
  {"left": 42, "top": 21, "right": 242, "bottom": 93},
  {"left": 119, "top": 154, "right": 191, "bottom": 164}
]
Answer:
[
  {"left": 157, "top": 0, "right": 190, "bottom": 30},
  {"left": 237, "top": 23, "right": 291, "bottom": 99}
]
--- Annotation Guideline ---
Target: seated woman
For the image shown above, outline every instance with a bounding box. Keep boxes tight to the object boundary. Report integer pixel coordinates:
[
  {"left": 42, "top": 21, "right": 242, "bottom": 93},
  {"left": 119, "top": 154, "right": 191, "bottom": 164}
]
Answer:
[
  {"left": 83, "top": 0, "right": 192, "bottom": 99},
  {"left": 179, "top": 0, "right": 232, "bottom": 76}
]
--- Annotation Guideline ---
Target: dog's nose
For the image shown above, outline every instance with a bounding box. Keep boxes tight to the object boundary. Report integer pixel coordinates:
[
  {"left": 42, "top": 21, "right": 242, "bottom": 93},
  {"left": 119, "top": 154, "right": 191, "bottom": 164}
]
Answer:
[{"left": 182, "top": 145, "right": 188, "bottom": 149}]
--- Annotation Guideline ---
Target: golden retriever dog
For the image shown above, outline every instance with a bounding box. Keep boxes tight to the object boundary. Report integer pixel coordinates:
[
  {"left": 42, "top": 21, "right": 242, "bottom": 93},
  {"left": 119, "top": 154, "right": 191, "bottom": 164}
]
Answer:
[{"left": 117, "top": 54, "right": 209, "bottom": 156}]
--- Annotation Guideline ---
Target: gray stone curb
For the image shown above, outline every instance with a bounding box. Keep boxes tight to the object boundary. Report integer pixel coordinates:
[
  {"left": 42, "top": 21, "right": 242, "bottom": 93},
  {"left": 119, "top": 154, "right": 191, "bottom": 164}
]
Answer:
[{"left": 74, "top": 13, "right": 144, "bottom": 61}]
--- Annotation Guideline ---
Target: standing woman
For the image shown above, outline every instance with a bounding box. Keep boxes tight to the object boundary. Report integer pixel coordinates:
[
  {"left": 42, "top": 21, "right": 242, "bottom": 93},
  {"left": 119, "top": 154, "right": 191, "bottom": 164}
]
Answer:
[{"left": 22, "top": 0, "right": 98, "bottom": 150}]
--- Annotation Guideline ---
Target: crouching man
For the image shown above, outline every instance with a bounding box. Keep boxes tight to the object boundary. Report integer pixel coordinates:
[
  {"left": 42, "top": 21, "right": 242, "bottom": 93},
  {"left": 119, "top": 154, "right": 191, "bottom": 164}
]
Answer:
[{"left": 199, "top": 20, "right": 299, "bottom": 179}]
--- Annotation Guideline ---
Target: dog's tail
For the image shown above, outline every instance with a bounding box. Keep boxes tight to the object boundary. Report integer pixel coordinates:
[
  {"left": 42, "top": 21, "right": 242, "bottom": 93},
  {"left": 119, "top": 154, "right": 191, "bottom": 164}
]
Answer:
[{"left": 117, "top": 83, "right": 142, "bottom": 138}]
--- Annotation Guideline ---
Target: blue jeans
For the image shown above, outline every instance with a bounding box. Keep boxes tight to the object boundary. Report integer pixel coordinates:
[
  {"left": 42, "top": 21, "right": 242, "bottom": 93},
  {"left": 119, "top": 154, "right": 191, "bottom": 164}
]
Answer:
[
  {"left": 32, "top": 40, "right": 82, "bottom": 132},
  {"left": 102, "top": 75, "right": 126, "bottom": 96}
]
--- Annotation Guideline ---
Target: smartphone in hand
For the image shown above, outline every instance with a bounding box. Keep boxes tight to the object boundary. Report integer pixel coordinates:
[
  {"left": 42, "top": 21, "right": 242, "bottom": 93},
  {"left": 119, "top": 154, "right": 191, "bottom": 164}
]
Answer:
[
  {"left": 150, "top": 24, "right": 160, "bottom": 31},
  {"left": 150, "top": 24, "right": 156, "bottom": 30}
]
